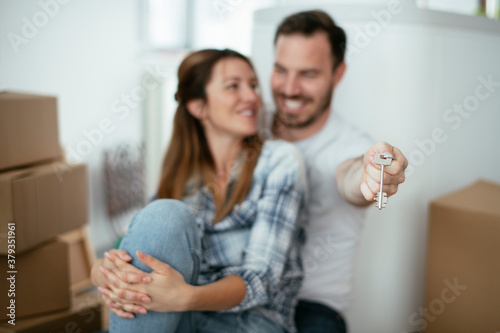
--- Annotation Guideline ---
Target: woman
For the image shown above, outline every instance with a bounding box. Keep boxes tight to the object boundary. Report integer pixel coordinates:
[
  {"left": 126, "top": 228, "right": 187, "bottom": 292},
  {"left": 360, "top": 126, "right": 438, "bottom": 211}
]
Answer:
[{"left": 91, "top": 49, "right": 307, "bottom": 333}]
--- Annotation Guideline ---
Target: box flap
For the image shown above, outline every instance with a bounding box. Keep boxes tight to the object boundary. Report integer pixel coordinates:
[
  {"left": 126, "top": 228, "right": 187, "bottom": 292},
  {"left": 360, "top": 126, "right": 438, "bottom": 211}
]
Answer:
[{"left": 431, "top": 180, "right": 500, "bottom": 217}]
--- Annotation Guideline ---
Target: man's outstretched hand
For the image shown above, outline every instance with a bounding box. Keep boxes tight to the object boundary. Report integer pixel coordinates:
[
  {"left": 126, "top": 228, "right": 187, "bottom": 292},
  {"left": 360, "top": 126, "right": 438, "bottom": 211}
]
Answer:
[{"left": 360, "top": 142, "right": 408, "bottom": 202}]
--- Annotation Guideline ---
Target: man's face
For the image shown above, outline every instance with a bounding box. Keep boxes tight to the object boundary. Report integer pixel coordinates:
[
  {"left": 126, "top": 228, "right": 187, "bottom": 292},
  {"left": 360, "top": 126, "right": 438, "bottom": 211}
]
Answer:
[{"left": 271, "top": 31, "right": 337, "bottom": 129}]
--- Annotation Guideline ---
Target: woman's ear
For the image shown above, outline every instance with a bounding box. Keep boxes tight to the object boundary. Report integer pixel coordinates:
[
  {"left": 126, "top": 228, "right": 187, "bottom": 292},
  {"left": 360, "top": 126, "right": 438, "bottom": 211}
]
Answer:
[{"left": 186, "top": 99, "right": 206, "bottom": 119}]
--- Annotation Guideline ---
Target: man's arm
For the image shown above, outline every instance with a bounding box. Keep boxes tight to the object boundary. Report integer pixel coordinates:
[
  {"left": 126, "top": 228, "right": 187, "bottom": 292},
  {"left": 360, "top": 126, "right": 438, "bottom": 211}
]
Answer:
[
  {"left": 335, "top": 142, "right": 408, "bottom": 206},
  {"left": 335, "top": 155, "right": 369, "bottom": 206}
]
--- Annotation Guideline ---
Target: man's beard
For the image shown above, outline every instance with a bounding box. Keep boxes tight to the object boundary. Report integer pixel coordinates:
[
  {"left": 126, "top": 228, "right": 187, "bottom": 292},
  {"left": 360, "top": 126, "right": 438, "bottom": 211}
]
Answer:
[{"left": 274, "top": 81, "right": 334, "bottom": 129}]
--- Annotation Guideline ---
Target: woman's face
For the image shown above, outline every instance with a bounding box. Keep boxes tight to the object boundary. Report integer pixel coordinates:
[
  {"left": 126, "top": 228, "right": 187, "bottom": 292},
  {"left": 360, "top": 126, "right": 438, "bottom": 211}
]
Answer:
[{"left": 201, "top": 57, "right": 261, "bottom": 140}]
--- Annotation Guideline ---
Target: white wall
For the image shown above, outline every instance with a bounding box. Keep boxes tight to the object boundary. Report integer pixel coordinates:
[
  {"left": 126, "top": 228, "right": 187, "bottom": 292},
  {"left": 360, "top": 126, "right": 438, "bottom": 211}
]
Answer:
[
  {"left": 276, "top": 0, "right": 479, "bottom": 14},
  {"left": 0, "top": 0, "right": 144, "bottom": 252},
  {"left": 189, "top": 0, "right": 279, "bottom": 55},
  {"left": 425, "top": 0, "right": 478, "bottom": 15},
  {"left": 252, "top": 1, "right": 500, "bottom": 332}
]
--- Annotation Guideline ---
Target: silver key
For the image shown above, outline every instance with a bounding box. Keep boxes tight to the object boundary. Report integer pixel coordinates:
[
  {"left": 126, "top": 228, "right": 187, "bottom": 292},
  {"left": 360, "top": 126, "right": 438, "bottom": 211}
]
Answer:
[{"left": 374, "top": 153, "right": 394, "bottom": 210}]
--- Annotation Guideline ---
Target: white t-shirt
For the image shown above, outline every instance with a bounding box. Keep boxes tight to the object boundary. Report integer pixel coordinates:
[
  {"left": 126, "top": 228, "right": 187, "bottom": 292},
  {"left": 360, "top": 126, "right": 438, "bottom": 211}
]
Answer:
[{"left": 267, "top": 110, "right": 372, "bottom": 314}]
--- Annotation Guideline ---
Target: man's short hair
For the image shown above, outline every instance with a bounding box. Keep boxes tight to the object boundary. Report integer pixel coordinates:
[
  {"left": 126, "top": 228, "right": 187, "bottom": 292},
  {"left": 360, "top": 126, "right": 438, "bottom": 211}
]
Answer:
[{"left": 274, "top": 10, "right": 346, "bottom": 70}]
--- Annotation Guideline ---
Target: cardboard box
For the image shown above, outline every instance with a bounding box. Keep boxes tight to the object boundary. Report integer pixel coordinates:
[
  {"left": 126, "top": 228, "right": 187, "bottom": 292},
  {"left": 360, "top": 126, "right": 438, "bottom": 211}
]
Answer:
[
  {"left": 0, "top": 162, "right": 88, "bottom": 254},
  {"left": 0, "top": 292, "right": 104, "bottom": 333},
  {"left": 56, "top": 227, "right": 96, "bottom": 294},
  {"left": 0, "top": 92, "right": 60, "bottom": 171},
  {"left": 0, "top": 241, "right": 70, "bottom": 321},
  {"left": 424, "top": 180, "right": 500, "bottom": 333}
]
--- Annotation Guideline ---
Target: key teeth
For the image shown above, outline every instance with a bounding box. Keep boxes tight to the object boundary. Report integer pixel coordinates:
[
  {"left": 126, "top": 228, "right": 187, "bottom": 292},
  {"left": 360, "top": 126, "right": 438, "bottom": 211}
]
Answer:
[{"left": 374, "top": 192, "right": 388, "bottom": 209}]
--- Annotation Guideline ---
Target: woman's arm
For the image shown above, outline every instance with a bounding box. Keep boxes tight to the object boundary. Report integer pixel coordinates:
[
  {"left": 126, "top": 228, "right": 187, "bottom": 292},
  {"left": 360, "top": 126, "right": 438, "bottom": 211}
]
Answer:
[
  {"left": 101, "top": 250, "right": 246, "bottom": 312},
  {"left": 189, "top": 275, "right": 246, "bottom": 311}
]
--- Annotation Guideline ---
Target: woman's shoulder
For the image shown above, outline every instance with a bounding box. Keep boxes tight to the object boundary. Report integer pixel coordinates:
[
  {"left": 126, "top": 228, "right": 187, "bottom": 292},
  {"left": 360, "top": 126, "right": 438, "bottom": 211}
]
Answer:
[
  {"left": 260, "top": 139, "right": 303, "bottom": 165},
  {"left": 261, "top": 139, "right": 301, "bottom": 158},
  {"left": 255, "top": 139, "right": 306, "bottom": 187}
]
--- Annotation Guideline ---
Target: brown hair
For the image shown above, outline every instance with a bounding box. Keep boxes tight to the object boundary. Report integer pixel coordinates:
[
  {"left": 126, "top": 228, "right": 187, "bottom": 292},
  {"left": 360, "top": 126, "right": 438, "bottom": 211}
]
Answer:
[
  {"left": 156, "top": 49, "right": 263, "bottom": 222},
  {"left": 274, "top": 10, "right": 347, "bottom": 70}
]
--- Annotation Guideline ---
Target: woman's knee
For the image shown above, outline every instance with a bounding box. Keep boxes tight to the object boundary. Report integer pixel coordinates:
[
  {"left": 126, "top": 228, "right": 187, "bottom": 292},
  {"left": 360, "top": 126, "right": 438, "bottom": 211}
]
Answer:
[
  {"left": 120, "top": 199, "right": 197, "bottom": 255},
  {"left": 118, "top": 199, "right": 200, "bottom": 277},
  {"left": 146, "top": 198, "right": 193, "bottom": 218},
  {"left": 128, "top": 199, "right": 196, "bottom": 236}
]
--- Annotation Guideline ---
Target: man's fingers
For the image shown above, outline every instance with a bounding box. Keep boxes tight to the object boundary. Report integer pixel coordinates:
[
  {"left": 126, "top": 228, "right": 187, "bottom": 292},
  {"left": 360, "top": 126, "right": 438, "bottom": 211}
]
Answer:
[
  {"left": 366, "top": 170, "right": 399, "bottom": 195},
  {"left": 365, "top": 164, "right": 381, "bottom": 181},
  {"left": 384, "top": 155, "right": 406, "bottom": 175},
  {"left": 362, "top": 142, "right": 407, "bottom": 202},
  {"left": 367, "top": 143, "right": 407, "bottom": 183},
  {"left": 392, "top": 146, "right": 408, "bottom": 166},
  {"left": 361, "top": 181, "right": 398, "bottom": 201},
  {"left": 365, "top": 174, "right": 382, "bottom": 195},
  {"left": 381, "top": 184, "right": 398, "bottom": 196},
  {"left": 360, "top": 181, "right": 375, "bottom": 201},
  {"left": 370, "top": 142, "right": 394, "bottom": 155},
  {"left": 385, "top": 146, "right": 408, "bottom": 178},
  {"left": 366, "top": 164, "right": 405, "bottom": 187}
]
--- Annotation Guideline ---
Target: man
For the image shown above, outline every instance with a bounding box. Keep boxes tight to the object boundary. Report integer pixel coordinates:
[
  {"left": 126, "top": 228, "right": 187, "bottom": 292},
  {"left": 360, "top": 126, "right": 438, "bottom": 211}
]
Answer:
[{"left": 269, "top": 10, "right": 407, "bottom": 333}]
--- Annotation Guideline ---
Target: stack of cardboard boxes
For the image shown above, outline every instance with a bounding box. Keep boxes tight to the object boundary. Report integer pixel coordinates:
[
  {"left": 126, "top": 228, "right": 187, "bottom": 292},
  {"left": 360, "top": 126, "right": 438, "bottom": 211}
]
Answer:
[{"left": 0, "top": 92, "right": 104, "bottom": 332}]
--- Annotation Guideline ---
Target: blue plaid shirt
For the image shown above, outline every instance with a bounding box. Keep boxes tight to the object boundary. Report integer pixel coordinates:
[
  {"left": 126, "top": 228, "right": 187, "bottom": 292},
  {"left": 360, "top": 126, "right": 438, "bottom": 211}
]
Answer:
[{"left": 183, "top": 140, "right": 308, "bottom": 332}]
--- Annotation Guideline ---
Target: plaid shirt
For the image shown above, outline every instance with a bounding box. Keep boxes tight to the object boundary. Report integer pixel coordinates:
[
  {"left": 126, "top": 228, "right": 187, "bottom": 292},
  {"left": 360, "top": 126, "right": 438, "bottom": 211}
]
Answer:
[{"left": 183, "top": 140, "right": 308, "bottom": 333}]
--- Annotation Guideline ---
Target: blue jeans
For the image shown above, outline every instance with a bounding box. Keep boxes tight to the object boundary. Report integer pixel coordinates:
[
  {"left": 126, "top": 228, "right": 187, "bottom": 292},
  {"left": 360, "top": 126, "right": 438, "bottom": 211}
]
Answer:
[
  {"left": 294, "top": 300, "right": 347, "bottom": 333},
  {"left": 109, "top": 199, "right": 283, "bottom": 333}
]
